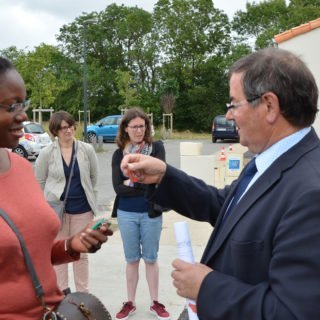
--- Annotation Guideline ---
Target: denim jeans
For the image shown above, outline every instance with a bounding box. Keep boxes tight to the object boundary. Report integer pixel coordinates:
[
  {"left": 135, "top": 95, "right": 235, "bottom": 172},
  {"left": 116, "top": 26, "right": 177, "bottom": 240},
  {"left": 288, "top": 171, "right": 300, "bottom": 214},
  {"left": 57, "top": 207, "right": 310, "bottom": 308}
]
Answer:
[{"left": 117, "top": 209, "right": 163, "bottom": 263}]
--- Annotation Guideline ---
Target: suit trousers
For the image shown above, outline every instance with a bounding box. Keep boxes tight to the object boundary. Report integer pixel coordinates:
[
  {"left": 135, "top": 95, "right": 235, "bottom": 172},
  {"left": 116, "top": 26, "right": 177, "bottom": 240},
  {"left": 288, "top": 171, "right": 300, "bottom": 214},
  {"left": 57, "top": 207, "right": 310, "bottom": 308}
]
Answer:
[{"left": 54, "top": 211, "right": 93, "bottom": 292}]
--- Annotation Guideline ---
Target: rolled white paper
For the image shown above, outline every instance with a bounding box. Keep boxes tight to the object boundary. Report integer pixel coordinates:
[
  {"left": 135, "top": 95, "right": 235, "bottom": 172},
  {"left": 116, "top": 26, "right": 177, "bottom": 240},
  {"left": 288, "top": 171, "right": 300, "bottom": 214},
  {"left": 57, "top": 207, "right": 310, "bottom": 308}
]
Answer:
[{"left": 174, "top": 221, "right": 199, "bottom": 320}]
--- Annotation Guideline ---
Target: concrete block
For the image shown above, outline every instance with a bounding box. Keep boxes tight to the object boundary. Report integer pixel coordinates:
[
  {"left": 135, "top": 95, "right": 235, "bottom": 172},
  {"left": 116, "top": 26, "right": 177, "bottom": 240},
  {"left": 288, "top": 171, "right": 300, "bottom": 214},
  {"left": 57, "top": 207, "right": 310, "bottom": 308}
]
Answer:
[
  {"left": 180, "top": 142, "right": 203, "bottom": 156},
  {"left": 180, "top": 155, "right": 214, "bottom": 185},
  {"left": 214, "top": 166, "right": 226, "bottom": 188}
]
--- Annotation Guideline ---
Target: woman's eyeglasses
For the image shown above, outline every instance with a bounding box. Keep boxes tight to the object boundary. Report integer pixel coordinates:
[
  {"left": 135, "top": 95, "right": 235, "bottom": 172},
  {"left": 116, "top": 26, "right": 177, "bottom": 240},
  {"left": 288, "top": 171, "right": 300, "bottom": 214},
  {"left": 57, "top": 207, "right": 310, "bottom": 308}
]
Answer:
[
  {"left": 127, "top": 125, "right": 146, "bottom": 131},
  {"left": 59, "top": 125, "right": 73, "bottom": 132},
  {"left": 0, "top": 100, "right": 30, "bottom": 113}
]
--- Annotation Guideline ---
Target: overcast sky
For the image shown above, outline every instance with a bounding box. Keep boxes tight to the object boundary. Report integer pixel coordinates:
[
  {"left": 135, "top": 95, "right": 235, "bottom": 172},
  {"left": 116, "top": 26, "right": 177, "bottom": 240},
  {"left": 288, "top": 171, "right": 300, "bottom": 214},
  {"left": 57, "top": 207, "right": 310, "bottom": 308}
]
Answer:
[{"left": 0, "top": 0, "right": 260, "bottom": 50}]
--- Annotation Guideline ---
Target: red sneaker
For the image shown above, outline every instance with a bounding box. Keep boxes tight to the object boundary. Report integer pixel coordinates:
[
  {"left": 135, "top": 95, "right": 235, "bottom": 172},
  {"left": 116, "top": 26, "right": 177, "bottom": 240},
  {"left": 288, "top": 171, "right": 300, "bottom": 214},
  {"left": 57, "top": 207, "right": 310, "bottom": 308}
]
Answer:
[
  {"left": 116, "top": 301, "right": 136, "bottom": 320},
  {"left": 150, "top": 301, "right": 170, "bottom": 319}
]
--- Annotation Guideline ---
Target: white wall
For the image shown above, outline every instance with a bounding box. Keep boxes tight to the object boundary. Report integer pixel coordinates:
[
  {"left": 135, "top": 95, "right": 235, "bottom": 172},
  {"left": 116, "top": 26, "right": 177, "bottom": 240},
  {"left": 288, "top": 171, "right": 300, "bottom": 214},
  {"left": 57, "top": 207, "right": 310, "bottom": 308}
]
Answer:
[{"left": 278, "top": 28, "right": 320, "bottom": 136}]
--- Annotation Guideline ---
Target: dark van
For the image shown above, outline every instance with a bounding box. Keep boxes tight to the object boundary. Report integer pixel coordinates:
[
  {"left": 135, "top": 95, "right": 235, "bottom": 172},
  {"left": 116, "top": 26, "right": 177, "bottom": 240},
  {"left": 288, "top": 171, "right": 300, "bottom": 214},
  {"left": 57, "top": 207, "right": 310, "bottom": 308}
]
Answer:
[{"left": 211, "top": 115, "right": 239, "bottom": 143}]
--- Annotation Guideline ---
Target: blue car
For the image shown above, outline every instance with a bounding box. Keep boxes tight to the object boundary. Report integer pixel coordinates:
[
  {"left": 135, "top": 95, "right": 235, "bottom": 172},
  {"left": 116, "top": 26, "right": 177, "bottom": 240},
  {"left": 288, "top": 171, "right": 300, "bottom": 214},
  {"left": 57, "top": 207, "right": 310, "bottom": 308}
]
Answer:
[{"left": 86, "top": 115, "right": 122, "bottom": 143}]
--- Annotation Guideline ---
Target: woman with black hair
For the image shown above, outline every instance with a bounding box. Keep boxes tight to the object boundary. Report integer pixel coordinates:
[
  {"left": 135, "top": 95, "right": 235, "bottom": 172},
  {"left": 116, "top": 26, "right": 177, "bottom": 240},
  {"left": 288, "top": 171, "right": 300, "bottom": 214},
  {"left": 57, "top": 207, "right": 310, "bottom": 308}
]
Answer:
[{"left": 0, "top": 56, "right": 112, "bottom": 319}]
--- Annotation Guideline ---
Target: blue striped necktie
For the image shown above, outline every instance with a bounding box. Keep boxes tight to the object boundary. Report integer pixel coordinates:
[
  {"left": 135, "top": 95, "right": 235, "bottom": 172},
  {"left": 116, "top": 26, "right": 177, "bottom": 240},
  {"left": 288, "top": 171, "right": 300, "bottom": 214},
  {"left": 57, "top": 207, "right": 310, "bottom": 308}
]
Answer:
[{"left": 222, "top": 158, "right": 257, "bottom": 223}]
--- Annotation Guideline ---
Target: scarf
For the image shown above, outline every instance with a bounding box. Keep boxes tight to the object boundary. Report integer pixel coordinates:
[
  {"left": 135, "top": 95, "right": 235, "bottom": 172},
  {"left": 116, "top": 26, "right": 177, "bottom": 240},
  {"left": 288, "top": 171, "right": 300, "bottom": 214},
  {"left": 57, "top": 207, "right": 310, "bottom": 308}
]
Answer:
[{"left": 123, "top": 141, "right": 152, "bottom": 156}]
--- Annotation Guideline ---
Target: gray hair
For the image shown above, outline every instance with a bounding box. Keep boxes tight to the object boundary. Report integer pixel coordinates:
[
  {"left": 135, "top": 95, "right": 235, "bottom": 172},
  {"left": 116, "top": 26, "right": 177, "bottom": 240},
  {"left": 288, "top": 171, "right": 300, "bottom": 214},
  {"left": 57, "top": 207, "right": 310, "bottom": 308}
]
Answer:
[{"left": 229, "top": 48, "right": 318, "bottom": 127}]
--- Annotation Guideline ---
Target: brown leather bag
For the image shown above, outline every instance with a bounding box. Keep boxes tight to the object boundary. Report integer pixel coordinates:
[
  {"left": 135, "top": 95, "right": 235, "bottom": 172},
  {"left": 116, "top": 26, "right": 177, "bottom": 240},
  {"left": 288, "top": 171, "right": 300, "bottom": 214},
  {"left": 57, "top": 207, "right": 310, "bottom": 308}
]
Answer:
[{"left": 54, "top": 292, "right": 112, "bottom": 320}]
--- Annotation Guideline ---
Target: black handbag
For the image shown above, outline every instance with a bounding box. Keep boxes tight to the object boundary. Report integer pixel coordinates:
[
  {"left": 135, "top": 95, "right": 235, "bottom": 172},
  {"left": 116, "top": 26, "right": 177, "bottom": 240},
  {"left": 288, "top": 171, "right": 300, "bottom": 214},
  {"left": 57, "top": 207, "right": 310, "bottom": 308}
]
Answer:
[{"left": 0, "top": 208, "right": 111, "bottom": 320}]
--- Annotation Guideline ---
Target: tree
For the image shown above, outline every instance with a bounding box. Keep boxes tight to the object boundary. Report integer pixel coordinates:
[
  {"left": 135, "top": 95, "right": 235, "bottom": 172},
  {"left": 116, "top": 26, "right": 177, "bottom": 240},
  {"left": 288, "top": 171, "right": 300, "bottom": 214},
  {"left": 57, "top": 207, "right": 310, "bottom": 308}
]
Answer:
[
  {"left": 21, "top": 45, "right": 77, "bottom": 115},
  {"left": 115, "top": 70, "right": 141, "bottom": 110},
  {"left": 1, "top": 45, "right": 76, "bottom": 117},
  {"left": 232, "top": 0, "right": 320, "bottom": 49},
  {"left": 153, "top": 0, "right": 232, "bottom": 130},
  {"left": 287, "top": 0, "right": 320, "bottom": 27},
  {"left": 0, "top": 46, "right": 27, "bottom": 66},
  {"left": 159, "top": 78, "right": 178, "bottom": 115},
  {"left": 57, "top": 5, "right": 155, "bottom": 121},
  {"left": 154, "top": 0, "right": 230, "bottom": 72}
]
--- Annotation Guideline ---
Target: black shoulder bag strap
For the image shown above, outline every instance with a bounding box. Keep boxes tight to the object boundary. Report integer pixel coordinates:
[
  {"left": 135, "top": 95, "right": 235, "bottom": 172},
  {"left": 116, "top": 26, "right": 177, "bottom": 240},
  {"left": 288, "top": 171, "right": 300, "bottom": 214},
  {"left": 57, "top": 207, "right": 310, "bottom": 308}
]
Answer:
[
  {"left": 0, "top": 208, "right": 53, "bottom": 316},
  {"left": 62, "top": 141, "right": 78, "bottom": 209}
]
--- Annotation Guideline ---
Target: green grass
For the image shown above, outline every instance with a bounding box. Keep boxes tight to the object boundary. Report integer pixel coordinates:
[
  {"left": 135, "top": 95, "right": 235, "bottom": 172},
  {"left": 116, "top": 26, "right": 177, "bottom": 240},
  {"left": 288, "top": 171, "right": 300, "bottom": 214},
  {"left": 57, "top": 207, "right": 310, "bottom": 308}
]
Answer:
[{"left": 154, "top": 128, "right": 211, "bottom": 140}]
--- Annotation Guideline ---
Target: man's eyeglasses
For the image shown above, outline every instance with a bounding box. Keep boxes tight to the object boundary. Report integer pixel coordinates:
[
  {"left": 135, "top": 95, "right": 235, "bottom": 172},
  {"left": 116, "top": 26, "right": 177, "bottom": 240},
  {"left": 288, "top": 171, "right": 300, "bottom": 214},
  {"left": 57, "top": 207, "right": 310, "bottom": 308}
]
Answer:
[
  {"left": 226, "top": 94, "right": 264, "bottom": 114},
  {"left": 59, "top": 125, "right": 73, "bottom": 132},
  {"left": 127, "top": 125, "right": 146, "bottom": 131},
  {"left": 0, "top": 100, "right": 30, "bottom": 113}
]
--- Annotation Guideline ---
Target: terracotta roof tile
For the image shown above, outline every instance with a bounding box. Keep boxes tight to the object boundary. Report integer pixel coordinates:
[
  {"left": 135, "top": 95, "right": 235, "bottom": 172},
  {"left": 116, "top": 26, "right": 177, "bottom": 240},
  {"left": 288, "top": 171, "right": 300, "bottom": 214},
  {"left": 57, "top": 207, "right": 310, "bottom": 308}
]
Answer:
[{"left": 274, "top": 18, "right": 320, "bottom": 43}]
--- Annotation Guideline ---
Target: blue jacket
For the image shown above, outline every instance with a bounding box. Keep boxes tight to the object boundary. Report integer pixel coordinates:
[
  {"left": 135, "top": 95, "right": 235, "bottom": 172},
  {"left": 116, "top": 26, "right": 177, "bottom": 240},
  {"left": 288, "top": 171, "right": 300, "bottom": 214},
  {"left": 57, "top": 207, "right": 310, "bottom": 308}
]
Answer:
[{"left": 147, "top": 128, "right": 320, "bottom": 319}]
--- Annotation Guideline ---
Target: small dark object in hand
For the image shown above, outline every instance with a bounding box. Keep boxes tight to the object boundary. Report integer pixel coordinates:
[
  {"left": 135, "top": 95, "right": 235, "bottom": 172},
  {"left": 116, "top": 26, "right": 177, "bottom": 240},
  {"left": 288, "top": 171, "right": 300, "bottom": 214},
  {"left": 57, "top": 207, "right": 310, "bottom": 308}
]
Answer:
[{"left": 89, "top": 243, "right": 101, "bottom": 253}]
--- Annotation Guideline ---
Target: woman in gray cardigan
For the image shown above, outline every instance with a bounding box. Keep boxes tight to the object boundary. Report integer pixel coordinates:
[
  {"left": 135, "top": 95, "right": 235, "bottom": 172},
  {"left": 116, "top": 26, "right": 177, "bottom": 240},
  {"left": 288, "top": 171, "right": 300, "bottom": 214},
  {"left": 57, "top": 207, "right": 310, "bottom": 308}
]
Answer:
[{"left": 35, "top": 111, "right": 99, "bottom": 293}]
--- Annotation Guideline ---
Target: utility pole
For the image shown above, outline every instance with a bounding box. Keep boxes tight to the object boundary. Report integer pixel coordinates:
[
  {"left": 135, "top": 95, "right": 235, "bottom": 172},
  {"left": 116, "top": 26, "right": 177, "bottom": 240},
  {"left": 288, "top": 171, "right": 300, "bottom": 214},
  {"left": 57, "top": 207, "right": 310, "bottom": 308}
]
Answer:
[{"left": 82, "top": 18, "right": 97, "bottom": 142}]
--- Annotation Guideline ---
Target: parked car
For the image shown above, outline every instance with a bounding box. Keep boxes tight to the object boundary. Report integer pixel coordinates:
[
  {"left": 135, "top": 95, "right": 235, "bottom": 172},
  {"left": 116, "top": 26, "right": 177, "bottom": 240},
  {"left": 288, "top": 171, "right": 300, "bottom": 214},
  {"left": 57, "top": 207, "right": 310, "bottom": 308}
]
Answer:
[
  {"left": 11, "top": 139, "right": 32, "bottom": 159},
  {"left": 211, "top": 115, "right": 239, "bottom": 143},
  {"left": 11, "top": 121, "right": 52, "bottom": 159},
  {"left": 86, "top": 115, "right": 122, "bottom": 143}
]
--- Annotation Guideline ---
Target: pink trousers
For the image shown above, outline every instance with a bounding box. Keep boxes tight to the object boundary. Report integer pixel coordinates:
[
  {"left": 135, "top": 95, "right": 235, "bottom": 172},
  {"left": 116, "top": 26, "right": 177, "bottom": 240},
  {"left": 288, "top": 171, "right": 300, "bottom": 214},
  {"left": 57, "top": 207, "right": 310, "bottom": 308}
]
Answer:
[{"left": 54, "top": 211, "right": 93, "bottom": 292}]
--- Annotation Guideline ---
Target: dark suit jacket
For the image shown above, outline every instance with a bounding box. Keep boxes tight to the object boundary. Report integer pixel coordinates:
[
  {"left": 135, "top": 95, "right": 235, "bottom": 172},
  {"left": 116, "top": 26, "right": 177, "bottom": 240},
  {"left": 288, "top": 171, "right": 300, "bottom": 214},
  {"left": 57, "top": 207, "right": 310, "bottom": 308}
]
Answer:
[{"left": 147, "top": 128, "right": 320, "bottom": 319}]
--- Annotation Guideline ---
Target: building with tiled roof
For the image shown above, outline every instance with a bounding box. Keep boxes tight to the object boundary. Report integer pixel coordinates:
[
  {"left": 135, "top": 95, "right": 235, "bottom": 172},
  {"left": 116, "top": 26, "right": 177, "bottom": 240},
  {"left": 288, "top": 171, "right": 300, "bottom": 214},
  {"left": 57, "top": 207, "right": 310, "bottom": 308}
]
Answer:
[
  {"left": 274, "top": 18, "right": 320, "bottom": 44},
  {"left": 274, "top": 18, "right": 320, "bottom": 136}
]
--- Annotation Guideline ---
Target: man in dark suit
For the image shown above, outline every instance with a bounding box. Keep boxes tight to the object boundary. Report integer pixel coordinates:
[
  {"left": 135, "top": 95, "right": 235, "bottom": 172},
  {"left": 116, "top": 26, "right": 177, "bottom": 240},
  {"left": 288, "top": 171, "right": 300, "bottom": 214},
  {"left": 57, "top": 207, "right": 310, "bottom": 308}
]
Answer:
[{"left": 120, "top": 48, "right": 320, "bottom": 319}]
